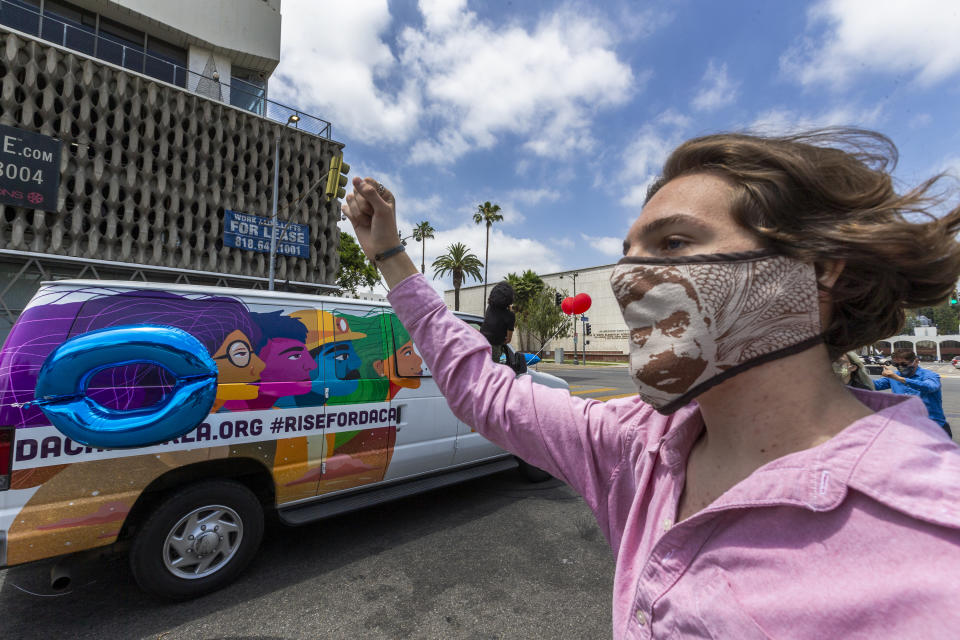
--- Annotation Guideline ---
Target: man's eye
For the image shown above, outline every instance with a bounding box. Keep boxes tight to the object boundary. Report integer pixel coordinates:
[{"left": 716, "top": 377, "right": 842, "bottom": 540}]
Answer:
[
  {"left": 288, "top": 353, "right": 302, "bottom": 361},
  {"left": 334, "top": 354, "right": 348, "bottom": 362},
  {"left": 662, "top": 237, "right": 687, "bottom": 252}
]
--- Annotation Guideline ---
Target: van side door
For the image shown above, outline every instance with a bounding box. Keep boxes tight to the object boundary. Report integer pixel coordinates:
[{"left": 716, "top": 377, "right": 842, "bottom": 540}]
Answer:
[
  {"left": 380, "top": 312, "right": 458, "bottom": 481},
  {"left": 314, "top": 302, "right": 395, "bottom": 495}
]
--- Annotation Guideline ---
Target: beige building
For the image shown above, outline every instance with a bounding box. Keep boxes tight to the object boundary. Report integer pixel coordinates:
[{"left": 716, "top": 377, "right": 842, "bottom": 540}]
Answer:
[{"left": 445, "top": 263, "right": 628, "bottom": 360}]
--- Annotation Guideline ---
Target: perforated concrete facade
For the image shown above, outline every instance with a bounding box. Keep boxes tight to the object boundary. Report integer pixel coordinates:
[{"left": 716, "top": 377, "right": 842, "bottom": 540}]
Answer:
[{"left": 0, "top": 28, "right": 341, "bottom": 286}]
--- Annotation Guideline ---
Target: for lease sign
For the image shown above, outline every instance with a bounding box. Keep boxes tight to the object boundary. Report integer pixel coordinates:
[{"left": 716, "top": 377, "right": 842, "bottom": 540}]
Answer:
[
  {"left": 0, "top": 124, "right": 61, "bottom": 212},
  {"left": 223, "top": 209, "right": 310, "bottom": 259}
]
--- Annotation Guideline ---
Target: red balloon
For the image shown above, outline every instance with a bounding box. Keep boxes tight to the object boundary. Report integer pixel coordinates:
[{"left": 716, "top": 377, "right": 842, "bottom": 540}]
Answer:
[
  {"left": 561, "top": 297, "right": 575, "bottom": 315},
  {"left": 573, "top": 293, "right": 592, "bottom": 314}
]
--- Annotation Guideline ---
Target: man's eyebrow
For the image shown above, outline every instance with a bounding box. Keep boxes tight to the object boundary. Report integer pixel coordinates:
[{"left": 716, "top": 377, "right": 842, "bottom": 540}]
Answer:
[
  {"left": 623, "top": 214, "right": 712, "bottom": 254},
  {"left": 638, "top": 214, "right": 712, "bottom": 238},
  {"left": 280, "top": 346, "right": 303, "bottom": 355}
]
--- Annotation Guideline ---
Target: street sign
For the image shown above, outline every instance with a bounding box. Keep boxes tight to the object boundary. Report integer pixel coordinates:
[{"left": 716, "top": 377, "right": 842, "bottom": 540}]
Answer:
[
  {"left": 0, "top": 124, "right": 61, "bottom": 212},
  {"left": 223, "top": 210, "right": 310, "bottom": 259},
  {"left": 581, "top": 316, "right": 589, "bottom": 322}
]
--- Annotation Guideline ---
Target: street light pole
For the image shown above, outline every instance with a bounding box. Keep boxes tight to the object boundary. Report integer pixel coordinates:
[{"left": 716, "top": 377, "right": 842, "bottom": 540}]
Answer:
[{"left": 268, "top": 114, "right": 301, "bottom": 291}]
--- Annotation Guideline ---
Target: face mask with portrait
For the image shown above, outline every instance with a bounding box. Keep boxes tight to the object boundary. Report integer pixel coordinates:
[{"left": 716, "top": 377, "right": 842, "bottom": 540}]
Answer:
[{"left": 610, "top": 250, "right": 823, "bottom": 414}]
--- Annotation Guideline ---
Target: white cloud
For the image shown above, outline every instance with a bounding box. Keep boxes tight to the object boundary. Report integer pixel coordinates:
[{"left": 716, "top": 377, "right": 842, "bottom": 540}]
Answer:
[
  {"left": 691, "top": 60, "right": 739, "bottom": 111},
  {"left": 748, "top": 104, "right": 884, "bottom": 135},
  {"left": 401, "top": 4, "right": 638, "bottom": 163},
  {"left": 272, "top": 0, "right": 421, "bottom": 143},
  {"left": 581, "top": 233, "right": 623, "bottom": 258},
  {"left": 618, "top": 110, "right": 690, "bottom": 206},
  {"left": 275, "top": 2, "right": 653, "bottom": 164},
  {"left": 425, "top": 224, "right": 562, "bottom": 287},
  {"left": 781, "top": 0, "right": 960, "bottom": 89}
]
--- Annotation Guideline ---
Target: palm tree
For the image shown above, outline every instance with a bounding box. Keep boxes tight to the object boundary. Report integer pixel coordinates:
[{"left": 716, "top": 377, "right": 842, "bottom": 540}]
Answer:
[
  {"left": 473, "top": 201, "right": 503, "bottom": 306},
  {"left": 432, "top": 242, "right": 483, "bottom": 311},
  {"left": 412, "top": 221, "right": 435, "bottom": 274}
]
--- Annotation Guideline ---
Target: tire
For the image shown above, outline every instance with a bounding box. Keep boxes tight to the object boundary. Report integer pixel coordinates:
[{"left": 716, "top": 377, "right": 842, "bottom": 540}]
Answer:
[
  {"left": 130, "top": 480, "right": 264, "bottom": 600},
  {"left": 517, "top": 458, "right": 552, "bottom": 483}
]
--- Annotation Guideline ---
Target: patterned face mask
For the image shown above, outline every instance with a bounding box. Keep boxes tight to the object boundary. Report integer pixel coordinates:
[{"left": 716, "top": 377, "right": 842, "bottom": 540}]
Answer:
[{"left": 610, "top": 250, "right": 823, "bottom": 414}]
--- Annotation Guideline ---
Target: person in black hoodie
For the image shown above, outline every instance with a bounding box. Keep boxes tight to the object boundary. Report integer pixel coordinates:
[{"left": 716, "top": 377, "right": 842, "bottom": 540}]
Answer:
[{"left": 479, "top": 282, "right": 515, "bottom": 363}]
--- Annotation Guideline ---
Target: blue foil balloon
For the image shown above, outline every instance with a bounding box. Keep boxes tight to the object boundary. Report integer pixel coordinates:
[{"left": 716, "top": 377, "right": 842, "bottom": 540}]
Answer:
[{"left": 34, "top": 324, "right": 218, "bottom": 449}]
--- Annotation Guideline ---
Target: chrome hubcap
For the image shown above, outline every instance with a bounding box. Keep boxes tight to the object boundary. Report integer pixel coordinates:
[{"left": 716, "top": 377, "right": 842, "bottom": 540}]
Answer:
[{"left": 162, "top": 504, "right": 243, "bottom": 580}]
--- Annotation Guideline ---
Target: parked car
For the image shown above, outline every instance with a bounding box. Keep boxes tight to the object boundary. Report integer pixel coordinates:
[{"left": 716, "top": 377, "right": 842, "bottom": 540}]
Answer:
[
  {"left": 953, "top": 356, "right": 960, "bottom": 369},
  {"left": 0, "top": 280, "right": 567, "bottom": 599}
]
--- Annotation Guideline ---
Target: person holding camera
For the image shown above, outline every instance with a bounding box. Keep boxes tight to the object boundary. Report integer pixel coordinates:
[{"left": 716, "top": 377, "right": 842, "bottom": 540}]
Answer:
[{"left": 876, "top": 348, "right": 950, "bottom": 437}]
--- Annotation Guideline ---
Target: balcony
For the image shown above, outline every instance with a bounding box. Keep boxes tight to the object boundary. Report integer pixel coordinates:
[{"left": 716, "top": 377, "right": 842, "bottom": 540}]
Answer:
[{"left": 0, "top": 0, "right": 331, "bottom": 138}]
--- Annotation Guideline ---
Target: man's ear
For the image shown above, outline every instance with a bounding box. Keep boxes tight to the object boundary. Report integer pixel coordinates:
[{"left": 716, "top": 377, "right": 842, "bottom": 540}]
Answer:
[
  {"left": 372, "top": 360, "right": 384, "bottom": 376},
  {"left": 816, "top": 259, "right": 846, "bottom": 291}
]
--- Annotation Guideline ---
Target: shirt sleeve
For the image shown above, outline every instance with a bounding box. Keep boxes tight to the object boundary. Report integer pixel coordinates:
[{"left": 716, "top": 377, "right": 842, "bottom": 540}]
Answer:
[
  {"left": 387, "top": 273, "right": 646, "bottom": 513},
  {"left": 902, "top": 370, "right": 941, "bottom": 394},
  {"left": 873, "top": 377, "right": 891, "bottom": 391}
]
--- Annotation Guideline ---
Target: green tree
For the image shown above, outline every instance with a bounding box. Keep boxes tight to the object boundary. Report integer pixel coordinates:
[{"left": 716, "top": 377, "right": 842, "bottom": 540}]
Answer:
[
  {"left": 412, "top": 221, "right": 435, "bottom": 274},
  {"left": 522, "top": 287, "right": 571, "bottom": 355},
  {"left": 504, "top": 270, "right": 546, "bottom": 350},
  {"left": 336, "top": 232, "right": 380, "bottom": 296},
  {"left": 472, "top": 201, "right": 503, "bottom": 306},
  {"left": 931, "top": 303, "right": 959, "bottom": 334},
  {"left": 432, "top": 242, "right": 483, "bottom": 311},
  {"left": 504, "top": 270, "right": 545, "bottom": 314}
]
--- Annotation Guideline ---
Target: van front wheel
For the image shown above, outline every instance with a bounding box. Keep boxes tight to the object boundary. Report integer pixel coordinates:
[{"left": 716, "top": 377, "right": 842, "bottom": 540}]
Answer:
[{"left": 130, "top": 480, "right": 264, "bottom": 600}]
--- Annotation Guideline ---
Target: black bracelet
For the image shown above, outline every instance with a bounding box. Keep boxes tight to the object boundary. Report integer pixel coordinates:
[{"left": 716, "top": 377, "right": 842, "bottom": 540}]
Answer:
[{"left": 374, "top": 244, "right": 406, "bottom": 263}]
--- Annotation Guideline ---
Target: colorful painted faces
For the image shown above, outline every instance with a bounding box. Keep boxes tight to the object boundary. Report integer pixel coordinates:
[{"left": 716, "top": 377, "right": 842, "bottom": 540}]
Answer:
[
  {"left": 373, "top": 340, "right": 423, "bottom": 400},
  {"left": 259, "top": 337, "right": 317, "bottom": 387}
]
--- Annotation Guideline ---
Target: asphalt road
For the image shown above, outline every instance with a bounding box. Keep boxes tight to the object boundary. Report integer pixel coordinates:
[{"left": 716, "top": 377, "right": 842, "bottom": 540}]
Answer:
[
  {"left": 2, "top": 365, "right": 957, "bottom": 639},
  {"left": 0, "top": 465, "right": 615, "bottom": 639}
]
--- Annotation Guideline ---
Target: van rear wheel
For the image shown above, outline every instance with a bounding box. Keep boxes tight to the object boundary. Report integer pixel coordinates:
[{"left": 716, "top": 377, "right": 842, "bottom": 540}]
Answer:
[{"left": 130, "top": 480, "right": 263, "bottom": 600}]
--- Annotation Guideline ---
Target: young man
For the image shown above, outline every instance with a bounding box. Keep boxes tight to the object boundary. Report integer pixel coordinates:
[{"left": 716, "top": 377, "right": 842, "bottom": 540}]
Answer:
[{"left": 876, "top": 349, "right": 951, "bottom": 437}]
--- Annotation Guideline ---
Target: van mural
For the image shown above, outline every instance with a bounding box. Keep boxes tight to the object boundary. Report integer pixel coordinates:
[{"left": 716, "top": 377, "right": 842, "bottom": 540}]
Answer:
[{"left": 0, "top": 285, "right": 424, "bottom": 565}]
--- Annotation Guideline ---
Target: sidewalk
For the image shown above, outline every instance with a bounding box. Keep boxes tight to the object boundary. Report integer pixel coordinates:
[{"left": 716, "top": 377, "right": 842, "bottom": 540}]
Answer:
[{"left": 535, "top": 360, "right": 627, "bottom": 371}]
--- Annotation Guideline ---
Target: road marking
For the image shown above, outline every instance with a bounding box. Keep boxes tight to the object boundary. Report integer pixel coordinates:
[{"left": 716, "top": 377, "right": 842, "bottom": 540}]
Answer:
[
  {"left": 592, "top": 392, "right": 637, "bottom": 401},
  {"left": 571, "top": 387, "right": 617, "bottom": 395},
  {"left": 567, "top": 384, "right": 588, "bottom": 389}
]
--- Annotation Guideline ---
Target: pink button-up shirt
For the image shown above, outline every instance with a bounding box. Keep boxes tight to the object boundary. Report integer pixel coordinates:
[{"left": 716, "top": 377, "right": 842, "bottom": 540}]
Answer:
[{"left": 388, "top": 274, "right": 960, "bottom": 639}]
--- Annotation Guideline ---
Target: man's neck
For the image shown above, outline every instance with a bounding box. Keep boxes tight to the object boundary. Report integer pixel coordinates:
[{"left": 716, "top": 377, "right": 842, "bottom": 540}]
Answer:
[{"left": 693, "top": 344, "right": 874, "bottom": 472}]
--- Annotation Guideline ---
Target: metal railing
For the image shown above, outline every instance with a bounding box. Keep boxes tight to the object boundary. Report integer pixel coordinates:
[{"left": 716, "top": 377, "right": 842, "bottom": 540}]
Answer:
[{"left": 0, "top": 0, "right": 332, "bottom": 139}]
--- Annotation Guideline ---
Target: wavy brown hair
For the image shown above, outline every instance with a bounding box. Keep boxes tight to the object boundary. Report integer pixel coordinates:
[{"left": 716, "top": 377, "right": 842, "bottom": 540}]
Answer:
[{"left": 647, "top": 128, "right": 960, "bottom": 359}]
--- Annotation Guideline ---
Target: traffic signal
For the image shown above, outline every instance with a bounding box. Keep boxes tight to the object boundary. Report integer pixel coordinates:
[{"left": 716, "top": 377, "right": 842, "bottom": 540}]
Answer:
[
  {"left": 951, "top": 291, "right": 958, "bottom": 306},
  {"left": 555, "top": 292, "right": 562, "bottom": 306},
  {"left": 585, "top": 322, "right": 592, "bottom": 336},
  {"left": 324, "top": 154, "right": 350, "bottom": 200}
]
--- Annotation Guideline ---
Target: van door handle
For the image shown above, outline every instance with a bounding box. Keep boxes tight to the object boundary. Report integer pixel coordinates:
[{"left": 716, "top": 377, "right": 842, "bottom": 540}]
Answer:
[{"left": 394, "top": 404, "right": 406, "bottom": 431}]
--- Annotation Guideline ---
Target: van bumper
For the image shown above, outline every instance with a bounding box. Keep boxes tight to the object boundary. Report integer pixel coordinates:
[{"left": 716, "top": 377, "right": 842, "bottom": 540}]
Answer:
[{"left": 0, "top": 530, "right": 6, "bottom": 567}]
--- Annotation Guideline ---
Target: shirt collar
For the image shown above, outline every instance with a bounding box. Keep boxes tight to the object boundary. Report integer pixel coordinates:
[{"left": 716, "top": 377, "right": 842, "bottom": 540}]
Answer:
[{"left": 660, "top": 391, "right": 958, "bottom": 522}]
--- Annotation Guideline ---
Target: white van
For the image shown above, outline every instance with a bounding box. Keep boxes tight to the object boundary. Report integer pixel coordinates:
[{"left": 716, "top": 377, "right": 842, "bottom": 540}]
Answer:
[{"left": 0, "top": 280, "right": 567, "bottom": 599}]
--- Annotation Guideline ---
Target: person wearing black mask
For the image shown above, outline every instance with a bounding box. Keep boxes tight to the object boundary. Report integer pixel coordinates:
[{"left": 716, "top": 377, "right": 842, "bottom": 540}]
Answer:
[
  {"left": 876, "top": 349, "right": 950, "bottom": 437},
  {"left": 479, "top": 282, "right": 515, "bottom": 363}
]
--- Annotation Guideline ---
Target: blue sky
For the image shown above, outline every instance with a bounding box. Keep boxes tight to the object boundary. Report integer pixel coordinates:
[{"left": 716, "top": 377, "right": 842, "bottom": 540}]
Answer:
[{"left": 272, "top": 0, "right": 960, "bottom": 293}]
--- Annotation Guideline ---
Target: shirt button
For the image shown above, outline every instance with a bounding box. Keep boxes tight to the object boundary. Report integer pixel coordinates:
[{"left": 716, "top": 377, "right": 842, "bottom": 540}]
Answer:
[
  {"left": 662, "top": 518, "right": 673, "bottom": 531},
  {"left": 635, "top": 609, "right": 647, "bottom": 626}
]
